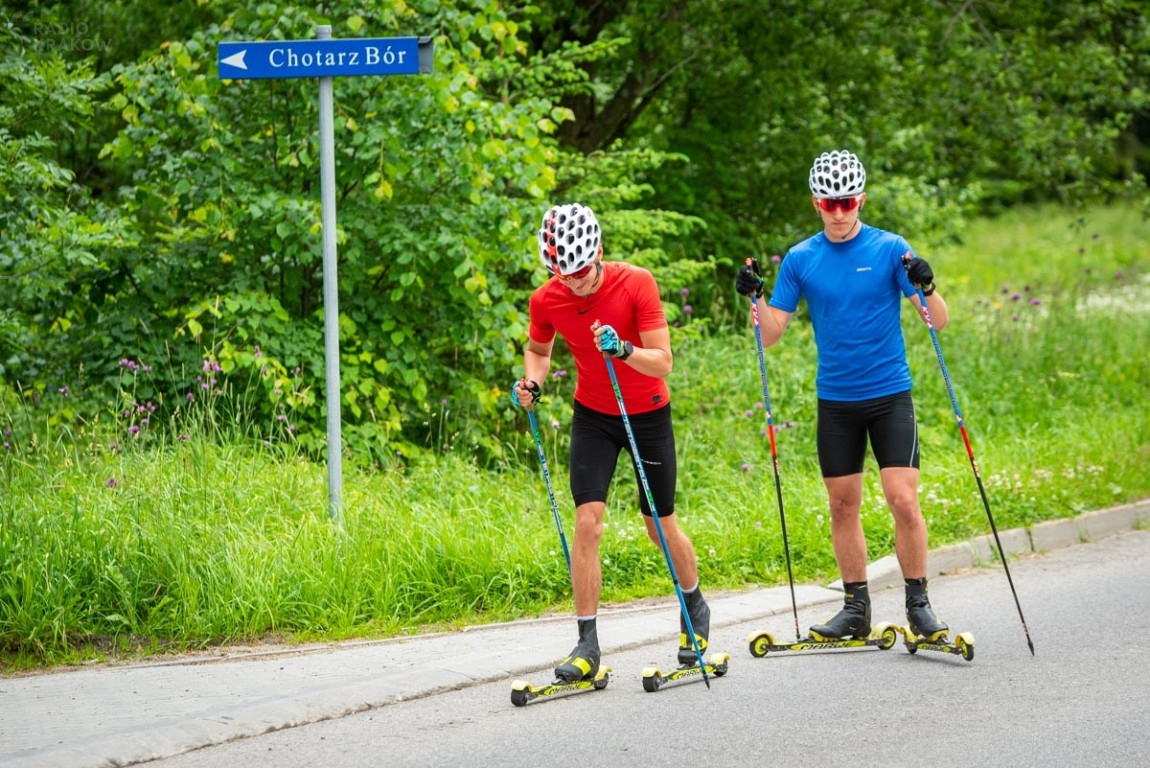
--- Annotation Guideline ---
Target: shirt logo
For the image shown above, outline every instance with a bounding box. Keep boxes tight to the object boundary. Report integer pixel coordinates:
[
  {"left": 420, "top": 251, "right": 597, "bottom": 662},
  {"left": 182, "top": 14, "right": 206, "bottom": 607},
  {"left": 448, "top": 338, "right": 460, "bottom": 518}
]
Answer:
[
  {"left": 856, "top": 266, "right": 872, "bottom": 272},
  {"left": 577, "top": 306, "right": 593, "bottom": 315}
]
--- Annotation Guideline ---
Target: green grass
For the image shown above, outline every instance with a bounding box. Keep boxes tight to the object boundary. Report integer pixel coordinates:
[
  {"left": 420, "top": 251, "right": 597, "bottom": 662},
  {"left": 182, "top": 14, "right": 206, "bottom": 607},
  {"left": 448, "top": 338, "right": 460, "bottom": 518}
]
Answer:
[{"left": 2, "top": 202, "right": 1148, "bottom": 669}]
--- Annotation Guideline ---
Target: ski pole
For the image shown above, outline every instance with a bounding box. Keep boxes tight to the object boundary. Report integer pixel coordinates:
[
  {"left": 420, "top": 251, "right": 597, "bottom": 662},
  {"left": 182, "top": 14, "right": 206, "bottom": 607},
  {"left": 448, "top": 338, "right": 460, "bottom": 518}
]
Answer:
[
  {"left": 746, "top": 272, "right": 800, "bottom": 641},
  {"left": 600, "top": 348, "right": 710, "bottom": 687},
  {"left": 527, "top": 408, "right": 572, "bottom": 579},
  {"left": 907, "top": 263, "right": 1036, "bottom": 656}
]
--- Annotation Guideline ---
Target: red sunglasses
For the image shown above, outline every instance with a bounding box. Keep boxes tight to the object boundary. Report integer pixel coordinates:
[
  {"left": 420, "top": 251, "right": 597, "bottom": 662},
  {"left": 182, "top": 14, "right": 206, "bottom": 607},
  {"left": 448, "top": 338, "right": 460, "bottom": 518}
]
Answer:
[
  {"left": 553, "top": 262, "right": 595, "bottom": 281},
  {"left": 818, "top": 196, "right": 861, "bottom": 213}
]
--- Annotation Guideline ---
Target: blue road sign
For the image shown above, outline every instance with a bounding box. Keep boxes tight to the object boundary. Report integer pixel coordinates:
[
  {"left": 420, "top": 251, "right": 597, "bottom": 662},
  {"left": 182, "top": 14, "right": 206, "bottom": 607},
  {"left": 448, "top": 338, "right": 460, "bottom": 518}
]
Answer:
[{"left": 218, "top": 36, "right": 432, "bottom": 80}]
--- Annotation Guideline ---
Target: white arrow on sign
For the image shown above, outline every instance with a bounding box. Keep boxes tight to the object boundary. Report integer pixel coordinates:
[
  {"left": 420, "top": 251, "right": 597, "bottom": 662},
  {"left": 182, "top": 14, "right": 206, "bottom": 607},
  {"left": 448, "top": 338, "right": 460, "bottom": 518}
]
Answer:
[{"left": 221, "top": 50, "right": 247, "bottom": 70}]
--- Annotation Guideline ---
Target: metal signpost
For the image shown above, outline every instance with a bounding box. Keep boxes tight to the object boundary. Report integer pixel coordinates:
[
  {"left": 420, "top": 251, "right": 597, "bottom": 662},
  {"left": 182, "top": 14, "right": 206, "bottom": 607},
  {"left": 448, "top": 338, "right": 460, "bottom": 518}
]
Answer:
[{"left": 218, "top": 27, "right": 433, "bottom": 523}]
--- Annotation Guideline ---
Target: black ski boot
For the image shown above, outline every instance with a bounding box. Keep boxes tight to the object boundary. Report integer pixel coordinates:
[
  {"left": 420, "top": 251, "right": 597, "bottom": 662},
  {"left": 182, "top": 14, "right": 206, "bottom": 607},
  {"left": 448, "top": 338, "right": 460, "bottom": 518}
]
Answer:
[
  {"left": 810, "top": 582, "right": 872, "bottom": 640},
  {"left": 677, "top": 588, "right": 711, "bottom": 666},
  {"left": 554, "top": 618, "right": 601, "bottom": 682},
  {"left": 905, "top": 578, "right": 949, "bottom": 640}
]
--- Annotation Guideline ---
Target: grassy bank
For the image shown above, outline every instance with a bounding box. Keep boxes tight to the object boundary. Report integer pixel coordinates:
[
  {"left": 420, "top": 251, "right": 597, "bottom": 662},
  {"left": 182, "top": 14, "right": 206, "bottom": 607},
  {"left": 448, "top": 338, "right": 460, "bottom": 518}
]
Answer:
[{"left": 2, "top": 203, "right": 1148, "bottom": 669}]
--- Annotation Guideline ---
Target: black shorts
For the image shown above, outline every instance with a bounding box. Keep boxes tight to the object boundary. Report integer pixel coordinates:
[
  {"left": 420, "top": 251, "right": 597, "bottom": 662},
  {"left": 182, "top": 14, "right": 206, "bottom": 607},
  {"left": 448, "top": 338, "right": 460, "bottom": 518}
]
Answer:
[
  {"left": 569, "top": 401, "right": 677, "bottom": 517},
  {"left": 817, "top": 390, "right": 920, "bottom": 478}
]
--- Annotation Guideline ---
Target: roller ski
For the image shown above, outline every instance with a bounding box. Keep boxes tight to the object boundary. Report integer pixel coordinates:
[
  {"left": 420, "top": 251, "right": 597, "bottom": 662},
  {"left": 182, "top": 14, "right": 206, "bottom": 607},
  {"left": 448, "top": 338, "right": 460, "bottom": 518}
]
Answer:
[
  {"left": 510, "top": 667, "right": 612, "bottom": 707},
  {"left": 513, "top": 617, "right": 610, "bottom": 707},
  {"left": 748, "top": 623, "right": 899, "bottom": 657},
  {"left": 642, "top": 652, "right": 730, "bottom": 692},
  {"left": 748, "top": 582, "right": 897, "bottom": 657},
  {"left": 897, "top": 580, "right": 974, "bottom": 661}
]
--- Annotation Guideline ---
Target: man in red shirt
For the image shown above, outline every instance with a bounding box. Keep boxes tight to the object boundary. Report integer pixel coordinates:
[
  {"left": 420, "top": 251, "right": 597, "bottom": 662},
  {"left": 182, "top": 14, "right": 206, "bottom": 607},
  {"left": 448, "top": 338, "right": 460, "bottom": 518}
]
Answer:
[{"left": 512, "top": 202, "right": 710, "bottom": 682}]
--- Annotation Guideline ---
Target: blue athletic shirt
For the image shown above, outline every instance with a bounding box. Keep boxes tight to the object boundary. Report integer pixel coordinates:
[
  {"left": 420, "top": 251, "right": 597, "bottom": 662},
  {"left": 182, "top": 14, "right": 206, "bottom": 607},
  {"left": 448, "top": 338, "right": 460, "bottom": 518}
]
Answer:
[{"left": 768, "top": 223, "right": 918, "bottom": 402}]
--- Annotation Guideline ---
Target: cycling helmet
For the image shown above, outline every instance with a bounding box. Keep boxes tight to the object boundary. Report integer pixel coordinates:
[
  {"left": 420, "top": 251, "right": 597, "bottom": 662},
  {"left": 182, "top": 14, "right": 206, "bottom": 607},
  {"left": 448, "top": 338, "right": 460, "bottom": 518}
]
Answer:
[
  {"left": 538, "top": 203, "right": 601, "bottom": 275},
  {"left": 809, "top": 150, "right": 866, "bottom": 197}
]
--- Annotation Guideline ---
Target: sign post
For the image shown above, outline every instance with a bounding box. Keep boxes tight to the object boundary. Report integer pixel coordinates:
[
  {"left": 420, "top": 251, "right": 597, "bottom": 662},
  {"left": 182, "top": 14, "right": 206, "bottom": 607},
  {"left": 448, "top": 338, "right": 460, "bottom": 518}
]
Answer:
[{"left": 219, "top": 27, "right": 434, "bottom": 523}]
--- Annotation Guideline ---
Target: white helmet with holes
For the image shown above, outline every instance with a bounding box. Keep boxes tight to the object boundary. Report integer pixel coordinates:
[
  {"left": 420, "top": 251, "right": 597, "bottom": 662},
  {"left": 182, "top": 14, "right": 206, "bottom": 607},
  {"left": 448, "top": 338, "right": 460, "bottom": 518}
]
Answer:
[
  {"left": 809, "top": 150, "right": 866, "bottom": 197},
  {"left": 538, "top": 203, "right": 601, "bottom": 275}
]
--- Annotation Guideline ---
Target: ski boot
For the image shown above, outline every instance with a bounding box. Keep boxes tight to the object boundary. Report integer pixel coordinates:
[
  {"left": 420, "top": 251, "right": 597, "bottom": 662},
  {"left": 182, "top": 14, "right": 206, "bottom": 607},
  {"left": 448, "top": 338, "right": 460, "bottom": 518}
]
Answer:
[
  {"left": 512, "top": 618, "right": 612, "bottom": 707},
  {"left": 809, "top": 583, "right": 871, "bottom": 640},
  {"left": 677, "top": 588, "right": 711, "bottom": 666},
  {"left": 748, "top": 582, "right": 898, "bottom": 657},
  {"left": 899, "top": 578, "right": 975, "bottom": 661},
  {"left": 554, "top": 618, "right": 601, "bottom": 682}
]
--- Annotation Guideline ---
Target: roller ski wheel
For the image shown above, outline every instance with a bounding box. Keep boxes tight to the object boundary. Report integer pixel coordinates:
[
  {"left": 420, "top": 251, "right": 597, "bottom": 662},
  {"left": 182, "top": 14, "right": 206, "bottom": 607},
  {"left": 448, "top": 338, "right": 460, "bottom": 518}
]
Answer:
[
  {"left": 747, "top": 622, "right": 899, "bottom": 658},
  {"left": 510, "top": 666, "right": 612, "bottom": 707},
  {"left": 641, "top": 652, "right": 730, "bottom": 693},
  {"left": 898, "top": 627, "right": 976, "bottom": 662}
]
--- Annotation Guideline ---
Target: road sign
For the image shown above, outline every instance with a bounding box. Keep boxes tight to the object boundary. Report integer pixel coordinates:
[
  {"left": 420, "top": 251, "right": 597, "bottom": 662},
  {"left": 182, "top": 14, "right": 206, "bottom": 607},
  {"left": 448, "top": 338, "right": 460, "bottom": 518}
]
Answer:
[
  {"left": 218, "top": 36, "right": 433, "bottom": 80},
  {"left": 216, "top": 27, "right": 434, "bottom": 522}
]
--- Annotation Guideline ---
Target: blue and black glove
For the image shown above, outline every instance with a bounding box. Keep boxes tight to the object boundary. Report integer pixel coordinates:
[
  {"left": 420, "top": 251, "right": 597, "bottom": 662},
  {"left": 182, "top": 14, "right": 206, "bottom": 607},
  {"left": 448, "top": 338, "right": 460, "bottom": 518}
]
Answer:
[{"left": 597, "top": 324, "right": 621, "bottom": 356}]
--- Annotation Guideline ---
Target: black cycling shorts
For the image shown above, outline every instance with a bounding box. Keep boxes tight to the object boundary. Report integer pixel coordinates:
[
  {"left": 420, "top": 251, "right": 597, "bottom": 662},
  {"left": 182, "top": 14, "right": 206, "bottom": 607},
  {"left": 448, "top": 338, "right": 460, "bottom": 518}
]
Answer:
[
  {"left": 816, "top": 390, "right": 920, "bottom": 478},
  {"left": 569, "top": 400, "right": 677, "bottom": 517}
]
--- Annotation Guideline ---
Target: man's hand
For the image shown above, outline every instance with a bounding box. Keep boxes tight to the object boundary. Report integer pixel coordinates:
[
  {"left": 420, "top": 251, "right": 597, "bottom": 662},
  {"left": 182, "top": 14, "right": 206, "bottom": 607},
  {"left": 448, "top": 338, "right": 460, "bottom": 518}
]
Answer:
[
  {"left": 510, "top": 378, "right": 541, "bottom": 409},
  {"left": 905, "top": 256, "right": 936, "bottom": 295},
  {"left": 594, "top": 323, "right": 622, "bottom": 357},
  {"left": 736, "top": 257, "right": 765, "bottom": 298}
]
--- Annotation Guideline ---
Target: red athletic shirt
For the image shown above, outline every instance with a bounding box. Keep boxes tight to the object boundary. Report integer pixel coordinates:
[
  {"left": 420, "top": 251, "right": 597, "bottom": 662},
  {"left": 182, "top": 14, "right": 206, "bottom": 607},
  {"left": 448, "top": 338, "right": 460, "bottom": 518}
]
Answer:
[{"left": 528, "top": 261, "right": 670, "bottom": 415}]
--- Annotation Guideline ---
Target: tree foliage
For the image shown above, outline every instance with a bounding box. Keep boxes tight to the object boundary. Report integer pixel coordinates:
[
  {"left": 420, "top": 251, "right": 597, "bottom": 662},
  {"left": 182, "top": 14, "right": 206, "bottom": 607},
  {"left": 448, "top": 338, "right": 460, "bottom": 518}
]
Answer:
[{"left": 1, "top": 0, "right": 1146, "bottom": 462}]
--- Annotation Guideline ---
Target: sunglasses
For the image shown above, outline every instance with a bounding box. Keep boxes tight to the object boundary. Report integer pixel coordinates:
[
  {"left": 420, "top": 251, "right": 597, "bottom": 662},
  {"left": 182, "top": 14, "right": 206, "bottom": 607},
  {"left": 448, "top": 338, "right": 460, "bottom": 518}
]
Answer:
[
  {"left": 818, "top": 196, "right": 861, "bottom": 213},
  {"left": 553, "top": 262, "right": 596, "bottom": 281}
]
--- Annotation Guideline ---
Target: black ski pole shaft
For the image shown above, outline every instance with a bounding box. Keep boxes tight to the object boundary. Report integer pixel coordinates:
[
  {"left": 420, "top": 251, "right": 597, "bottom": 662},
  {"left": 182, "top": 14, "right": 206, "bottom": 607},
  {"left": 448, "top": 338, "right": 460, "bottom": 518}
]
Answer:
[
  {"left": 603, "top": 354, "right": 710, "bottom": 686},
  {"left": 748, "top": 289, "right": 800, "bottom": 640},
  {"left": 909, "top": 276, "right": 1035, "bottom": 656}
]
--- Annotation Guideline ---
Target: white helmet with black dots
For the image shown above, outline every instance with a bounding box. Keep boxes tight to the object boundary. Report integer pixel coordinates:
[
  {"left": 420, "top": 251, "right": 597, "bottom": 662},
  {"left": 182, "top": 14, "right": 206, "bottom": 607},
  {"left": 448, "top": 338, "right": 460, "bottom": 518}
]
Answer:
[
  {"left": 538, "top": 203, "right": 601, "bottom": 275},
  {"left": 809, "top": 150, "right": 866, "bottom": 198}
]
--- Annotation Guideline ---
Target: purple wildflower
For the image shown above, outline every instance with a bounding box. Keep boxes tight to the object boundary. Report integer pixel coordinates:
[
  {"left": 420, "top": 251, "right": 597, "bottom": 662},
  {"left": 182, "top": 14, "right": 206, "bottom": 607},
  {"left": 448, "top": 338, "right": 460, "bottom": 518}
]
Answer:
[
  {"left": 680, "top": 287, "right": 689, "bottom": 298},
  {"left": 106, "top": 477, "right": 120, "bottom": 488}
]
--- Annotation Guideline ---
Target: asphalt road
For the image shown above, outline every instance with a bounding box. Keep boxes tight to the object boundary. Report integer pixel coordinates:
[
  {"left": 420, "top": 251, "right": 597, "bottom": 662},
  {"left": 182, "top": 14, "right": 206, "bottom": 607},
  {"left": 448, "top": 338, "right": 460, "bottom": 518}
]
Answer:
[{"left": 150, "top": 529, "right": 1150, "bottom": 768}]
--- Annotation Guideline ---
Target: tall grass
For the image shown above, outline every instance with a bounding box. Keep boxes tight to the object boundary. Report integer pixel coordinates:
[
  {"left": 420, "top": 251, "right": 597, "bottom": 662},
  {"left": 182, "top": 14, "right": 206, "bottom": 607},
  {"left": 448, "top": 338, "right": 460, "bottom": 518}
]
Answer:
[{"left": 1, "top": 203, "right": 1148, "bottom": 668}]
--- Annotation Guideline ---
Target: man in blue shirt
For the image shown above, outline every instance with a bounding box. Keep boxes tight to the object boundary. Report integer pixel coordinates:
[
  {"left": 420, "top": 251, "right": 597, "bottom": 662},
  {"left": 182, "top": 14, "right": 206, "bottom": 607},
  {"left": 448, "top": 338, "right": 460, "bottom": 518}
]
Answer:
[{"left": 736, "top": 150, "right": 952, "bottom": 641}]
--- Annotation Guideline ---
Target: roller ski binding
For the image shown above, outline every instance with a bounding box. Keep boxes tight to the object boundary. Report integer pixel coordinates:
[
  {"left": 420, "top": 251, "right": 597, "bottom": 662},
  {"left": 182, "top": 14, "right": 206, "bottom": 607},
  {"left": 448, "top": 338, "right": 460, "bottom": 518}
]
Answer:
[
  {"left": 898, "top": 582, "right": 974, "bottom": 662},
  {"left": 512, "top": 619, "right": 611, "bottom": 706}
]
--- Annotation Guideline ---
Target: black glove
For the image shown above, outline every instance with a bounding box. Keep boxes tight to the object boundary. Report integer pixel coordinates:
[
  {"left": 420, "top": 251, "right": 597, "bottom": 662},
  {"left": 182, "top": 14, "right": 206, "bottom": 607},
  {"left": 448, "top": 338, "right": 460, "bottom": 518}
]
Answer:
[
  {"left": 736, "top": 258, "right": 765, "bottom": 298},
  {"left": 905, "top": 256, "right": 935, "bottom": 295}
]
